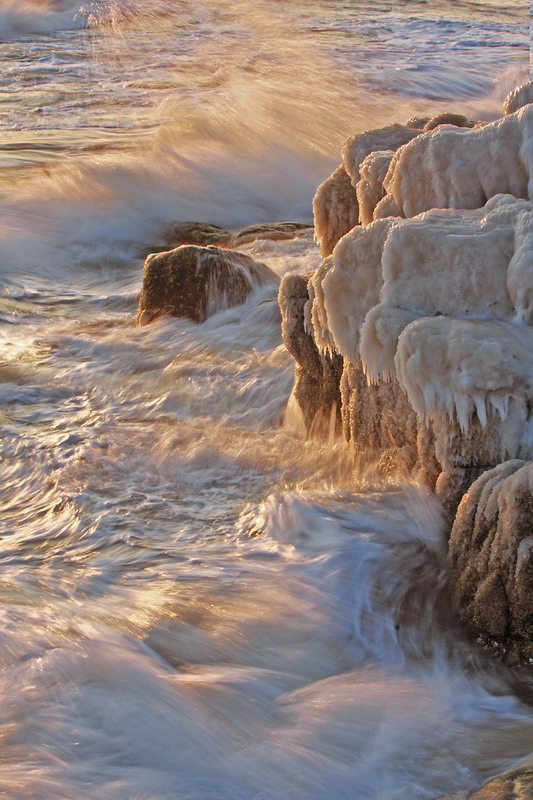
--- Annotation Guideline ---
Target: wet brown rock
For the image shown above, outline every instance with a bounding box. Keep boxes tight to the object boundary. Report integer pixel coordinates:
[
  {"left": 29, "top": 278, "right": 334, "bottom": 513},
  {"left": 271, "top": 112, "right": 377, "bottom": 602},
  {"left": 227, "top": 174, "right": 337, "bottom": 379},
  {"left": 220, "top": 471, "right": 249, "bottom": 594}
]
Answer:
[
  {"left": 340, "top": 359, "right": 419, "bottom": 474},
  {"left": 137, "top": 244, "right": 279, "bottom": 325},
  {"left": 449, "top": 461, "right": 533, "bottom": 665},
  {"left": 405, "top": 116, "right": 431, "bottom": 130}
]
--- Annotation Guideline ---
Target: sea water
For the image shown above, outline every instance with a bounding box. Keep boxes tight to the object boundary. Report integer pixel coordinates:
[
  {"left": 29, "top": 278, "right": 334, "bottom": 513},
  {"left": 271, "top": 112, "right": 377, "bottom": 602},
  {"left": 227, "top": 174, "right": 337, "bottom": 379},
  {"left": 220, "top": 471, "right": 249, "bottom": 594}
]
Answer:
[{"left": 0, "top": 1, "right": 531, "bottom": 797}]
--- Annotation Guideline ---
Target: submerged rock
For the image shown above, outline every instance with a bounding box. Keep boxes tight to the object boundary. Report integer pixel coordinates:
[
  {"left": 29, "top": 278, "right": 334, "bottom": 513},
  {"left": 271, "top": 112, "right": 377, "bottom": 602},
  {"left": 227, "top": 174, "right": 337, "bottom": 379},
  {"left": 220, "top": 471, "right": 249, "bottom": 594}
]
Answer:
[
  {"left": 137, "top": 244, "right": 279, "bottom": 325},
  {"left": 146, "top": 222, "right": 231, "bottom": 254},
  {"left": 436, "top": 766, "right": 533, "bottom": 799},
  {"left": 230, "top": 221, "right": 312, "bottom": 247},
  {"left": 449, "top": 461, "right": 533, "bottom": 665}
]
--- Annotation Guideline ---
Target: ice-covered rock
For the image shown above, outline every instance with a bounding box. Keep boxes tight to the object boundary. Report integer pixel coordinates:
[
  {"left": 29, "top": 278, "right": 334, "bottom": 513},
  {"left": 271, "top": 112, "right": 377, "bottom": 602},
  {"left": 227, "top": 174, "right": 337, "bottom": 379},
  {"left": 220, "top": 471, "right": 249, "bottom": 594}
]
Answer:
[
  {"left": 449, "top": 461, "right": 533, "bottom": 665},
  {"left": 278, "top": 272, "right": 342, "bottom": 434},
  {"left": 312, "top": 164, "right": 359, "bottom": 257},
  {"left": 137, "top": 244, "right": 279, "bottom": 325},
  {"left": 297, "top": 193, "right": 533, "bottom": 509},
  {"left": 313, "top": 113, "right": 479, "bottom": 255},
  {"left": 308, "top": 217, "right": 395, "bottom": 362},
  {"left": 282, "top": 86, "right": 533, "bottom": 665},
  {"left": 504, "top": 80, "right": 533, "bottom": 115},
  {"left": 313, "top": 124, "right": 420, "bottom": 256},
  {"left": 356, "top": 150, "right": 395, "bottom": 225},
  {"left": 342, "top": 123, "right": 421, "bottom": 187}
]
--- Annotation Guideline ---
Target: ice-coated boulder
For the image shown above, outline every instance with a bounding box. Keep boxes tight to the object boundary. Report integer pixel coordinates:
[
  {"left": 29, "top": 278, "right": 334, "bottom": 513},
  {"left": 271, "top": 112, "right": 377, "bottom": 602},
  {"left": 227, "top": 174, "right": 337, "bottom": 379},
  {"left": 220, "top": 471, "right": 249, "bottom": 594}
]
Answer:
[
  {"left": 312, "top": 164, "right": 359, "bottom": 257},
  {"left": 312, "top": 113, "right": 479, "bottom": 255},
  {"left": 342, "top": 123, "right": 422, "bottom": 187},
  {"left": 356, "top": 150, "right": 395, "bottom": 225},
  {"left": 449, "top": 461, "right": 533, "bottom": 664},
  {"left": 137, "top": 244, "right": 279, "bottom": 325},
  {"left": 504, "top": 80, "right": 533, "bottom": 115},
  {"left": 313, "top": 123, "right": 420, "bottom": 256}
]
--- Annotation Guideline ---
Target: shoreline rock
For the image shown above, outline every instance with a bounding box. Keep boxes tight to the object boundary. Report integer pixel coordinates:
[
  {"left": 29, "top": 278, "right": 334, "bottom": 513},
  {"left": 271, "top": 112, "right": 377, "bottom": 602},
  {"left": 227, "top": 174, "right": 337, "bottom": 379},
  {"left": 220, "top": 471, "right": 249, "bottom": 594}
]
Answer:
[
  {"left": 278, "top": 82, "right": 533, "bottom": 665},
  {"left": 137, "top": 244, "right": 279, "bottom": 325}
]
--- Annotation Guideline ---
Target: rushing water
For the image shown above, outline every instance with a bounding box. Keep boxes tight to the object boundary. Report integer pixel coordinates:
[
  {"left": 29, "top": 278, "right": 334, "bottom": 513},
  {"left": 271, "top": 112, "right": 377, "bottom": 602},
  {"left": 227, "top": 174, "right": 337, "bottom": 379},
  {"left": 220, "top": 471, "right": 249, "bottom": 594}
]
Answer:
[{"left": 0, "top": 1, "right": 532, "bottom": 797}]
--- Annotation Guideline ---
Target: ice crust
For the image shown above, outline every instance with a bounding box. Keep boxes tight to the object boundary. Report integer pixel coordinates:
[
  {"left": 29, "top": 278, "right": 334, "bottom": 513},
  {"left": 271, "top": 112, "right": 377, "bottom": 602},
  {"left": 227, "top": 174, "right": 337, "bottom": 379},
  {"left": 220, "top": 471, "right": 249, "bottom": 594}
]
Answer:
[
  {"left": 310, "top": 189, "right": 533, "bottom": 436},
  {"left": 382, "top": 105, "right": 533, "bottom": 219}
]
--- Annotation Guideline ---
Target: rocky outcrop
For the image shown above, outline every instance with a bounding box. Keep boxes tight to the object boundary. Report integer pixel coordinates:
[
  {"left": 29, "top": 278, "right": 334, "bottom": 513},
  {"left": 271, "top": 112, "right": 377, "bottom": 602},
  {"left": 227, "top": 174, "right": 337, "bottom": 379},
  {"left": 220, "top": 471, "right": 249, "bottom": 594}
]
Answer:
[
  {"left": 449, "top": 461, "right": 533, "bottom": 664},
  {"left": 301, "top": 194, "right": 533, "bottom": 509},
  {"left": 435, "top": 766, "right": 533, "bottom": 799},
  {"left": 281, "top": 85, "right": 533, "bottom": 664},
  {"left": 137, "top": 244, "right": 279, "bottom": 325},
  {"left": 278, "top": 272, "right": 342, "bottom": 434},
  {"left": 422, "top": 112, "right": 476, "bottom": 131}
]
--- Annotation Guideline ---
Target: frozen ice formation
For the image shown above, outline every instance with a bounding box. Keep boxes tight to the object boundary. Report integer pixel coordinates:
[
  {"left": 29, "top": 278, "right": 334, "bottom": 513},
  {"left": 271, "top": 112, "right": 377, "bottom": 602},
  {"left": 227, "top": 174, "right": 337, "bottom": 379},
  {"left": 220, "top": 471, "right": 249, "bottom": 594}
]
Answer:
[
  {"left": 313, "top": 113, "right": 478, "bottom": 257},
  {"left": 313, "top": 123, "right": 420, "bottom": 256},
  {"left": 137, "top": 244, "right": 278, "bottom": 325},
  {"left": 449, "top": 460, "right": 533, "bottom": 665},
  {"left": 278, "top": 83, "right": 533, "bottom": 663},
  {"left": 313, "top": 195, "right": 533, "bottom": 425},
  {"left": 381, "top": 104, "right": 533, "bottom": 219}
]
